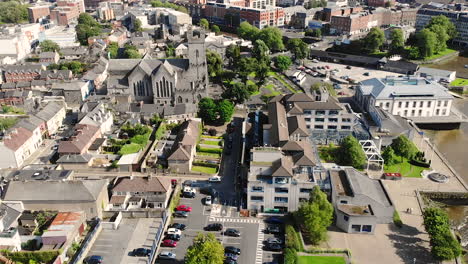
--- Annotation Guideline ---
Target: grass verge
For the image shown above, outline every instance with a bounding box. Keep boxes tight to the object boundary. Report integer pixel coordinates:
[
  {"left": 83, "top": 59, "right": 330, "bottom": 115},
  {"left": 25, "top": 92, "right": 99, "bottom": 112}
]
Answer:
[
  {"left": 384, "top": 157, "right": 426, "bottom": 178},
  {"left": 268, "top": 71, "right": 298, "bottom": 93},
  {"left": 297, "top": 255, "right": 346, "bottom": 264},
  {"left": 450, "top": 78, "right": 468, "bottom": 87},
  {"left": 424, "top": 48, "right": 457, "bottom": 61},
  {"left": 191, "top": 165, "right": 218, "bottom": 174}
]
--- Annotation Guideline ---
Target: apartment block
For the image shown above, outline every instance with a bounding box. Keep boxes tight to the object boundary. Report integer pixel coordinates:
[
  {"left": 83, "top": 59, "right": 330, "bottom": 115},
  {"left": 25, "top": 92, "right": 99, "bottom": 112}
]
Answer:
[
  {"left": 50, "top": 0, "right": 85, "bottom": 26},
  {"left": 28, "top": 5, "right": 52, "bottom": 23}
]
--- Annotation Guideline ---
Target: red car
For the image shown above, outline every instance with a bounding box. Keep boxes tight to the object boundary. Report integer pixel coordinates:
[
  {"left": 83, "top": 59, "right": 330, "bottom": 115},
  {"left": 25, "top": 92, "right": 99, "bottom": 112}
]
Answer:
[
  {"left": 176, "top": 205, "right": 192, "bottom": 212},
  {"left": 162, "top": 239, "right": 177, "bottom": 247}
]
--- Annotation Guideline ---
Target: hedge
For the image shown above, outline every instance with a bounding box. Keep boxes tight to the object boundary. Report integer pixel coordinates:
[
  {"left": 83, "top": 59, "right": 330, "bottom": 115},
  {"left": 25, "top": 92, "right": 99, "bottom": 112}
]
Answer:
[
  {"left": 0, "top": 250, "right": 60, "bottom": 264},
  {"left": 197, "top": 146, "right": 223, "bottom": 154},
  {"left": 284, "top": 248, "right": 297, "bottom": 264},
  {"left": 286, "top": 225, "right": 302, "bottom": 252},
  {"left": 393, "top": 210, "right": 403, "bottom": 228},
  {"left": 409, "top": 159, "right": 431, "bottom": 168}
]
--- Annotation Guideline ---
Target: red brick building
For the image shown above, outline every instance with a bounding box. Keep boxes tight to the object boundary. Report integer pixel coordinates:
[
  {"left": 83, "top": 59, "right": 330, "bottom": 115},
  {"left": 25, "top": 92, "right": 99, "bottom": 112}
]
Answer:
[
  {"left": 50, "top": 0, "right": 84, "bottom": 26},
  {"left": 2, "top": 65, "right": 45, "bottom": 83},
  {"left": 28, "top": 5, "right": 51, "bottom": 23}
]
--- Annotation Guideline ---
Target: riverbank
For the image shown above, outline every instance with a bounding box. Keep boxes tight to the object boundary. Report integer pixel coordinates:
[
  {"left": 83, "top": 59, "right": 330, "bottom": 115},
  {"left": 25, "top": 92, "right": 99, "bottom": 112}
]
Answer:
[{"left": 423, "top": 55, "right": 468, "bottom": 79}]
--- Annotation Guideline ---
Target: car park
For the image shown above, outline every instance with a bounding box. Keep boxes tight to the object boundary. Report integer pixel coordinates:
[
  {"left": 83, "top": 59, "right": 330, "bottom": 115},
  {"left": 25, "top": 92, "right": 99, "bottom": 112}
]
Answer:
[
  {"left": 167, "top": 228, "right": 182, "bottom": 236},
  {"left": 170, "top": 223, "right": 186, "bottom": 230},
  {"left": 264, "top": 225, "right": 281, "bottom": 234},
  {"left": 158, "top": 251, "right": 176, "bottom": 260},
  {"left": 84, "top": 255, "right": 103, "bottom": 264},
  {"left": 209, "top": 176, "right": 221, "bottom": 182},
  {"left": 225, "top": 246, "right": 241, "bottom": 255},
  {"left": 265, "top": 243, "right": 282, "bottom": 252},
  {"left": 176, "top": 205, "right": 192, "bottom": 212},
  {"left": 224, "top": 228, "right": 241, "bottom": 237},
  {"left": 162, "top": 239, "right": 177, "bottom": 247},
  {"left": 132, "top": 248, "right": 151, "bottom": 257},
  {"left": 225, "top": 253, "right": 239, "bottom": 261},
  {"left": 173, "top": 211, "right": 189, "bottom": 218},
  {"left": 165, "top": 234, "right": 181, "bottom": 241},
  {"left": 204, "top": 223, "right": 223, "bottom": 231},
  {"left": 266, "top": 237, "right": 283, "bottom": 244}
]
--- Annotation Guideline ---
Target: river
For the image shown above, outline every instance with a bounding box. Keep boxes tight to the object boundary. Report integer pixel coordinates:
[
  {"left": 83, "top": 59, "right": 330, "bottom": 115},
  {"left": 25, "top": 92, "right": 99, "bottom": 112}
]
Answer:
[{"left": 424, "top": 55, "right": 468, "bottom": 79}]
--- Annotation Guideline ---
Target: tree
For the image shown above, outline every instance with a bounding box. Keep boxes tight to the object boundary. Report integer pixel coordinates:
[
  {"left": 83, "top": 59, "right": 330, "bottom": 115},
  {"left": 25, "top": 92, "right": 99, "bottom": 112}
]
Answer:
[
  {"left": 426, "top": 15, "right": 457, "bottom": 40},
  {"left": 206, "top": 50, "right": 223, "bottom": 79},
  {"left": 222, "top": 82, "right": 250, "bottom": 104},
  {"left": 252, "top": 39, "right": 270, "bottom": 62},
  {"left": 236, "top": 57, "right": 257, "bottom": 80},
  {"left": 362, "top": 27, "right": 385, "bottom": 53},
  {"left": 134, "top": 18, "right": 143, "bottom": 32},
  {"left": 427, "top": 24, "right": 449, "bottom": 54},
  {"left": 76, "top": 13, "right": 102, "bottom": 45},
  {"left": 198, "top": 98, "right": 218, "bottom": 122},
  {"left": 385, "top": 1, "right": 392, "bottom": 7},
  {"left": 39, "top": 40, "right": 60, "bottom": 53},
  {"left": 274, "top": 55, "right": 292, "bottom": 72},
  {"left": 217, "top": 99, "right": 234, "bottom": 123},
  {"left": 199, "top": 18, "right": 210, "bottom": 30},
  {"left": 391, "top": 135, "right": 418, "bottom": 159},
  {"left": 296, "top": 186, "right": 333, "bottom": 245},
  {"left": 305, "top": 28, "right": 321, "bottom": 38},
  {"left": 338, "top": 135, "right": 367, "bottom": 168},
  {"left": 185, "top": 233, "right": 224, "bottom": 264},
  {"left": 123, "top": 44, "right": 141, "bottom": 58},
  {"left": 416, "top": 29, "right": 437, "bottom": 58},
  {"left": 389, "top": 28, "right": 404, "bottom": 55},
  {"left": 107, "top": 42, "right": 119, "bottom": 58},
  {"left": 256, "top": 60, "right": 270, "bottom": 84},
  {"left": 226, "top": 44, "right": 240, "bottom": 68},
  {"left": 166, "top": 43, "right": 175, "bottom": 57},
  {"left": 211, "top": 24, "right": 221, "bottom": 35},
  {"left": 382, "top": 146, "right": 397, "bottom": 166},
  {"left": 257, "top": 27, "right": 284, "bottom": 51},
  {"left": 0, "top": 1, "right": 28, "bottom": 24},
  {"left": 287, "top": 38, "right": 309, "bottom": 60},
  {"left": 305, "top": 0, "right": 327, "bottom": 8},
  {"left": 237, "top": 21, "right": 259, "bottom": 41}
]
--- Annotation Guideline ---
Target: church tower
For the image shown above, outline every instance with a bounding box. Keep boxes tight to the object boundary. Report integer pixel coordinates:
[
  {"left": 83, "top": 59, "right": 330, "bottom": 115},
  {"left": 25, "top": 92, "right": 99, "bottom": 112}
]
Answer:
[{"left": 187, "top": 29, "right": 208, "bottom": 103}]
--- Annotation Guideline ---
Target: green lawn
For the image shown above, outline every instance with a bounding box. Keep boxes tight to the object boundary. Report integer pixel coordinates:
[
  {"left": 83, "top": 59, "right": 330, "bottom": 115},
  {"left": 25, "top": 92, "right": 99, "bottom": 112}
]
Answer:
[
  {"left": 297, "top": 256, "right": 346, "bottom": 264},
  {"left": 424, "top": 48, "right": 457, "bottom": 61},
  {"left": 267, "top": 71, "right": 298, "bottom": 93},
  {"left": 264, "top": 84, "right": 281, "bottom": 96},
  {"left": 200, "top": 140, "right": 221, "bottom": 146},
  {"left": 119, "top": 143, "right": 142, "bottom": 155},
  {"left": 384, "top": 157, "right": 426, "bottom": 178},
  {"left": 196, "top": 152, "right": 221, "bottom": 158},
  {"left": 191, "top": 165, "right": 218, "bottom": 174},
  {"left": 450, "top": 78, "right": 468, "bottom": 87}
]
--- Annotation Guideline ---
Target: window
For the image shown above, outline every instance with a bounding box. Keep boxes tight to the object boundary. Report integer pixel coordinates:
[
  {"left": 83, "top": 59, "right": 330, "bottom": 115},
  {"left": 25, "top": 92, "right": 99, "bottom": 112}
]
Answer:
[
  {"left": 316, "top": 110, "right": 325, "bottom": 115},
  {"left": 341, "top": 126, "right": 351, "bottom": 130},
  {"left": 398, "top": 102, "right": 402, "bottom": 108},
  {"left": 275, "top": 187, "right": 288, "bottom": 193},
  {"left": 444, "top": 100, "right": 448, "bottom": 107},
  {"left": 300, "top": 188, "right": 312, "bottom": 193},
  {"left": 362, "top": 225, "right": 372, "bottom": 232},
  {"left": 328, "top": 125, "right": 337, "bottom": 130},
  {"left": 305, "top": 118, "right": 311, "bottom": 121},
  {"left": 437, "top": 101, "right": 441, "bottom": 107},
  {"left": 306, "top": 125, "right": 310, "bottom": 129},
  {"left": 344, "top": 215, "right": 349, "bottom": 222},
  {"left": 342, "top": 118, "right": 351, "bottom": 122},
  {"left": 379, "top": 102, "right": 383, "bottom": 107},
  {"left": 252, "top": 186, "right": 264, "bottom": 192},
  {"left": 251, "top": 196, "right": 264, "bottom": 201},
  {"left": 314, "top": 125, "right": 323, "bottom": 129},
  {"left": 405, "top": 102, "right": 409, "bottom": 108},
  {"left": 340, "top": 200, "right": 348, "bottom": 204},
  {"left": 427, "top": 101, "right": 432, "bottom": 107},
  {"left": 442, "top": 109, "right": 446, "bottom": 115},
  {"left": 420, "top": 101, "right": 423, "bottom": 107},
  {"left": 385, "top": 102, "right": 390, "bottom": 108},
  {"left": 328, "top": 118, "right": 338, "bottom": 123},
  {"left": 418, "top": 110, "right": 422, "bottom": 116},
  {"left": 304, "top": 110, "right": 312, "bottom": 114},
  {"left": 404, "top": 110, "right": 408, "bottom": 116},
  {"left": 274, "top": 177, "right": 289, "bottom": 184},
  {"left": 329, "top": 110, "right": 339, "bottom": 115},
  {"left": 411, "top": 110, "right": 415, "bottom": 116},
  {"left": 436, "top": 109, "right": 440, "bottom": 115},
  {"left": 315, "top": 118, "right": 324, "bottom": 122},
  {"left": 274, "top": 197, "right": 288, "bottom": 203},
  {"left": 413, "top": 102, "right": 416, "bottom": 107}
]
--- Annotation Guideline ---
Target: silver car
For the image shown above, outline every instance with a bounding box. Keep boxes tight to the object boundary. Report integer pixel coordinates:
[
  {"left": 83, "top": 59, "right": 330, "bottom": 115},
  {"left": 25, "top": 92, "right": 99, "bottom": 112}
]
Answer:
[{"left": 159, "top": 251, "right": 176, "bottom": 260}]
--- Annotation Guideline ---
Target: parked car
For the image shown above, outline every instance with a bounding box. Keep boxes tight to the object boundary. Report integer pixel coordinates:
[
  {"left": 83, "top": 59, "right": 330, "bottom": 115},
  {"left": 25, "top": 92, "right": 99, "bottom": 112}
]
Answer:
[
  {"left": 84, "top": 256, "right": 103, "bottom": 264},
  {"left": 183, "top": 191, "right": 195, "bottom": 198},
  {"left": 132, "top": 248, "right": 151, "bottom": 257},
  {"left": 167, "top": 228, "right": 182, "bottom": 236},
  {"left": 183, "top": 180, "right": 193, "bottom": 186},
  {"left": 363, "top": 72, "right": 370, "bottom": 76},
  {"left": 264, "top": 225, "right": 281, "bottom": 234},
  {"left": 165, "top": 234, "right": 181, "bottom": 241},
  {"left": 162, "top": 239, "right": 177, "bottom": 247},
  {"left": 205, "top": 223, "right": 223, "bottom": 231},
  {"left": 225, "top": 246, "right": 241, "bottom": 255},
  {"left": 225, "top": 253, "right": 239, "bottom": 261},
  {"left": 265, "top": 243, "right": 282, "bottom": 252},
  {"left": 346, "top": 65, "right": 352, "bottom": 69},
  {"left": 173, "top": 211, "right": 189, "bottom": 218},
  {"left": 224, "top": 259, "right": 237, "bottom": 264},
  {"left": 266, "top": 237, "right": 283, "bottom": 244},
  {"left": 205, "top": 196, "right": 212, "bottom": 205},
  {"left": 170, "top": 223, "right": 186, "bottom": 230},
  {"left": 265, "top": 217, "right": 284, "bottom": 224},
  {"left": 209, "top": 176, "right": 221, "bottom": 182},
  {"left": 224, "top": 228, "right": 241, "bottom": 237},
  {"left": 159, "top": 251, "right": 176, "bottom": 260},
  {"left": 176, "top": 205, "right": 192, "bottom": 212}
]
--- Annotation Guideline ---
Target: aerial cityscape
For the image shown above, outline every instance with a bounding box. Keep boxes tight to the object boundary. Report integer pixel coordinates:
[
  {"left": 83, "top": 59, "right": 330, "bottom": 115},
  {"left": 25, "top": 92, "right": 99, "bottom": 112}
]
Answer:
[{"left": 0, "top": 0, "right": 466, "bottom": 263}]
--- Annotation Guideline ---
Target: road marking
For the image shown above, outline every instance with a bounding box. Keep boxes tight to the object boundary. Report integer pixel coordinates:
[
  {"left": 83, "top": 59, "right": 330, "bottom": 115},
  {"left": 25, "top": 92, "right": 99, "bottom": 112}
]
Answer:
[
  {"left": 209, "top": 217, "right": 261, "bottom": 224},
  {"left": 255, "top": 222, "right": 265, "bottom": 264}
]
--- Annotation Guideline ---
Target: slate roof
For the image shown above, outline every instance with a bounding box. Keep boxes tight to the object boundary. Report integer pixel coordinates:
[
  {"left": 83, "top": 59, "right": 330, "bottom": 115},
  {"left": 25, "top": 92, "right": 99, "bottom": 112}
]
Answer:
[
  {"left": 2, "top": 127, "right": 33, "bottom": 151},
  {"left": 56, "top": 154, "right": 93, "bottom": 163},
  {"left": 287, "top": 116, "right": 309, "bottom": 137},
  {"left": 2, "top": 64, "right": 44, "bottom": 73},
  {"left": 39, "top": 52, "right": 57, "bottom": 59},
  {"left": 58, "top": 124, "right": 100, "bottom": 154},
  {"left": 0, "top": 203, "right": 23, "bottom": 230},
  {"left": 35, "top": 102, "right": 64, "bottom": 122},
  {"left": 271, "top": 156, "right": 294, "bottom": 177},
  {"left": 7, "top": 170, "right": 73, "bottom": 181},
  {"left": 168, "top": 119, "right": 200, "bottom": 161},
  {"left": 3, "top": 180, "right": 107, "bottom": 202},
  {"left": 113, "top": 176, "right": 171, "bottom": 193},
  {"left": 268, "top": 101, "right": 289, "bottom": 146}
]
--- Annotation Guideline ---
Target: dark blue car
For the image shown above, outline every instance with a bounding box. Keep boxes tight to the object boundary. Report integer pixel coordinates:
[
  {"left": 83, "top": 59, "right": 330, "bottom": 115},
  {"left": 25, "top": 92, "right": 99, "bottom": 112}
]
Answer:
[{"left": 85, "top": 255, "right": 103, "bottom": 264}]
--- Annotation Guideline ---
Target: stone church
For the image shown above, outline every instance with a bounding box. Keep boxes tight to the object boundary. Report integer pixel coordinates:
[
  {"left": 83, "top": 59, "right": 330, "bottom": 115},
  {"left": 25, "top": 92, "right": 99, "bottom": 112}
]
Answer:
[{"left": 107, "top": 29, "right": 208, "bottom": 106}]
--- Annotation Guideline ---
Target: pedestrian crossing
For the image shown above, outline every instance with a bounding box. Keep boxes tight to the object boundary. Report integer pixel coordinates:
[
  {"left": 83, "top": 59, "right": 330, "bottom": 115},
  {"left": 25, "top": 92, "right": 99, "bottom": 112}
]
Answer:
[
  {"left": 255, "top": 222, "right": 265, "bottom": 264},
  {"left": 208, "top": 217, "right": 262, "bottom": 224}
]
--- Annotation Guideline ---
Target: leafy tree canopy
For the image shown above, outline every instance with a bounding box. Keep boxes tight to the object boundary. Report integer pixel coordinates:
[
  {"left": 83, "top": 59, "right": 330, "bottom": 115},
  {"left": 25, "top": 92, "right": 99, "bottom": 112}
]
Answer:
[
  {"left": 274, "top": 55, "right": 292, "bottom": 72},
  {"left": 185, "top": 233, "right": 225, "bottom": 264},
  {"left": 39, "top": 40, "right": 60, "bottom": 53}
]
